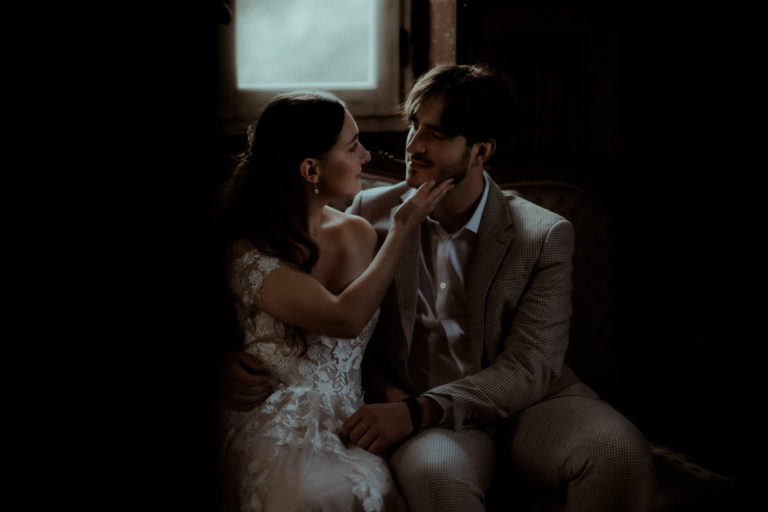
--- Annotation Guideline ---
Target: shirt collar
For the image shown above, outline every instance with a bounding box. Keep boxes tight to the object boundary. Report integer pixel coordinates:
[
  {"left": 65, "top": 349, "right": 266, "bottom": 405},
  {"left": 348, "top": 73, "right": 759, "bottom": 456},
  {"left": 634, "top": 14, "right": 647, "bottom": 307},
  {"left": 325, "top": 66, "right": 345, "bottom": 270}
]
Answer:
[{"left": 463, "top": 171, "right": 490, "bottom": 234}]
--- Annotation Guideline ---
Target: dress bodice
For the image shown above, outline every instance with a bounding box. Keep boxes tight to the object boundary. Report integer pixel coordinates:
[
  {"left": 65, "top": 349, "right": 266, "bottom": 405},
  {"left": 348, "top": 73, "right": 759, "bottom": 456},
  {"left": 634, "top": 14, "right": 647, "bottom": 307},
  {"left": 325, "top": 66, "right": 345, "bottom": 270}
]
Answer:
[
  {"left": 227, "top": 248, "right": 378, "bottom": 407},
  {"left": 221, "top": 247, "right": 402, "bottom": 512},
  {"left": 242, "top": 307, "right": 378, "bottom": 403}
]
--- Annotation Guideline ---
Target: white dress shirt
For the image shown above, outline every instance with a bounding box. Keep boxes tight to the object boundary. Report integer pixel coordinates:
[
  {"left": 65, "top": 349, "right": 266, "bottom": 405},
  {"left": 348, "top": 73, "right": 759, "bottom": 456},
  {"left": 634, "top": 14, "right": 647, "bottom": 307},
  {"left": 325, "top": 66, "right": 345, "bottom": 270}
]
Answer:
[{"left": 408, "top": 172, "right": 490, "bottom": 398}]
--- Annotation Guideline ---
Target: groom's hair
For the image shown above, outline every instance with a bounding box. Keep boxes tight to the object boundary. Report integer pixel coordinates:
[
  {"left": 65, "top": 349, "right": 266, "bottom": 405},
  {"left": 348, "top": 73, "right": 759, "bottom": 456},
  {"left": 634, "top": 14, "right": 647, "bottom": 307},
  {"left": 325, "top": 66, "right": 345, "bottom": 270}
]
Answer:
[{"left": 403, "top": 64, "right": 517, "bottom": 151}]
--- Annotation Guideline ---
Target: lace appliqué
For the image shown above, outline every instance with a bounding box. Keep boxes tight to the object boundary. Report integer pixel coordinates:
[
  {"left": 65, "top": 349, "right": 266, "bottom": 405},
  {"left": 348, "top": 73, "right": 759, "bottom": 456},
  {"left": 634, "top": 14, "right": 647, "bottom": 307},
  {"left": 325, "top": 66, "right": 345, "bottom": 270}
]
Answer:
[
  {"left": 228, "top": 248, "right": 280, "bottom": 305},
  {"left": 221, "top": 247, "right": 402, "bottom": 511}
]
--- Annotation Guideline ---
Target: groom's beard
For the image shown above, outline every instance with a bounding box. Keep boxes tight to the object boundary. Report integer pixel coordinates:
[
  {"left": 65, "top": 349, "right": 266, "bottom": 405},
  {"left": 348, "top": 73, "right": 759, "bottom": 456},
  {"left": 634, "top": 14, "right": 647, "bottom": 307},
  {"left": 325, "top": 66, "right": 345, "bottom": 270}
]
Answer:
[
  {"left": 409, "top": 146, "right": 472, "bottom": 188},
  {"left": 437, "top": 147, "right": 472, "bottom": 186}
]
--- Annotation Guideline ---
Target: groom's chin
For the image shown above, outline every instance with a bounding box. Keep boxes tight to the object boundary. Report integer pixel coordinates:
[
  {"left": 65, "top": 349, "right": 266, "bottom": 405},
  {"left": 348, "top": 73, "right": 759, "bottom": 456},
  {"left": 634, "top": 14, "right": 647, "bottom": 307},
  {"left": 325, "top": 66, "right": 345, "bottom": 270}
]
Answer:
[{"left": 406, "top": 168, "right": 430, "bottom": 189}]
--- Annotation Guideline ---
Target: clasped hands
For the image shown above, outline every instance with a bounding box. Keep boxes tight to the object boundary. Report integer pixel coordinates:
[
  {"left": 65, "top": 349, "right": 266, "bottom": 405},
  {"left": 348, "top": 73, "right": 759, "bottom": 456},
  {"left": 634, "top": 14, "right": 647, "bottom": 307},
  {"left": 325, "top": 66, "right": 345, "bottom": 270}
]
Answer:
[
  {"left": 339, "top": 402, "right": 413, "bottom": 456},
  {"left": 220, "top": 351, "right": 421, "bottom": 456}
]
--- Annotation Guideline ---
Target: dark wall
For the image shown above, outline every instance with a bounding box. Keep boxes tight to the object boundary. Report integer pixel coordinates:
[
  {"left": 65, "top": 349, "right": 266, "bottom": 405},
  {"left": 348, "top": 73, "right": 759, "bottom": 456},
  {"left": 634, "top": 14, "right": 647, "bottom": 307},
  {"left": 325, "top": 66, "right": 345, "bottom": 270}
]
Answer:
[
  {"left": 455, "top": 3, "right": 762, "bottom": 478},
  {"left": 150, "top": 3, "right": 225, "bottom": 511}
]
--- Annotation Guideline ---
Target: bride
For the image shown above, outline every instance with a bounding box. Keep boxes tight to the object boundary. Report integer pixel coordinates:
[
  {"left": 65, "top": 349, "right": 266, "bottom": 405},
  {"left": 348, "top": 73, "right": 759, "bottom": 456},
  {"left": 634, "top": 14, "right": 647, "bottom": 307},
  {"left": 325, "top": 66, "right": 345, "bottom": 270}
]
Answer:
[{"left": 216, "top": 91, "right": 453, "bottom": 512}]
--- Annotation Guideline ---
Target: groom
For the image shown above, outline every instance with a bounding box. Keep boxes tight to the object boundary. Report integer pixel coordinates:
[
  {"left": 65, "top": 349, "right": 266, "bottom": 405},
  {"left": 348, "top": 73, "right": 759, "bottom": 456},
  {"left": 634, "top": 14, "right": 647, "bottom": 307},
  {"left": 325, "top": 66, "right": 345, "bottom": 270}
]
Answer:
[{"left": 223, "top": 64, "right": 654, "bottom": 511}]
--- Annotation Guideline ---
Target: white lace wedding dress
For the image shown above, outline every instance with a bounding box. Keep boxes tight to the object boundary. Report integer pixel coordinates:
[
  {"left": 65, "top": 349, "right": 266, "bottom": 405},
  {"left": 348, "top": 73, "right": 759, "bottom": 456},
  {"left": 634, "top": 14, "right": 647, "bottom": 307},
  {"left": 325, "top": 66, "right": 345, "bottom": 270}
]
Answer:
[{"left": 220, "top": 248, "right": 406, "bottom": 512}]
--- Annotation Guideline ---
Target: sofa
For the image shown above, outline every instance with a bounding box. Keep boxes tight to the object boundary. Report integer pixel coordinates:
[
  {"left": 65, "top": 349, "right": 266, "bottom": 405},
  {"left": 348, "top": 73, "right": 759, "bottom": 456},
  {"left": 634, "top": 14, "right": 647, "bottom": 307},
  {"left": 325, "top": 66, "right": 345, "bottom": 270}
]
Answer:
[{"left": 330, "top": 156, "right": 756, "bottom": 511}]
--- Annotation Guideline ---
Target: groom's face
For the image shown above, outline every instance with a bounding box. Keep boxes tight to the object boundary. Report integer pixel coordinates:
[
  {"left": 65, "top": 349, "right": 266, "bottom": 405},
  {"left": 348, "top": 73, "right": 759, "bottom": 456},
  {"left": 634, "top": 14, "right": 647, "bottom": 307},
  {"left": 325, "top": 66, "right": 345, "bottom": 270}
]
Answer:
[{"left": 404, "top": 95, "right": 472, "bottom": 188}]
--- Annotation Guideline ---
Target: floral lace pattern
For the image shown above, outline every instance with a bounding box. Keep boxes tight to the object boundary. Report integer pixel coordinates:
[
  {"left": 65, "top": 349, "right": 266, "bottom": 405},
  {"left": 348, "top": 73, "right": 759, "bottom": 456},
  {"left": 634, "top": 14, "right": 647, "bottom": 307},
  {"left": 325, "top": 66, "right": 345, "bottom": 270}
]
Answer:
[{"left": 221, "top": 248, "right": 404, "bottom": 512}]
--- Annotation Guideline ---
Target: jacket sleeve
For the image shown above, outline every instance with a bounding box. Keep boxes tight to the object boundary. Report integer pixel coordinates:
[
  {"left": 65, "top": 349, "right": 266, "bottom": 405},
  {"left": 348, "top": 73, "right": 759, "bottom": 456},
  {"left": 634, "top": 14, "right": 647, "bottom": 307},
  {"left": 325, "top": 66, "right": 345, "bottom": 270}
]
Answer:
[{"left": 424, "top": 218, "right": 575, "bottom": 430}]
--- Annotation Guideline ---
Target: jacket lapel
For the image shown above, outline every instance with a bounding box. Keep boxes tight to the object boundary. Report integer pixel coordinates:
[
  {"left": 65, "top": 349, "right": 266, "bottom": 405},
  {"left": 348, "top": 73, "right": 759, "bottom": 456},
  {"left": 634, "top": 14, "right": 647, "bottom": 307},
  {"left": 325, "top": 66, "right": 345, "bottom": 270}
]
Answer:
[
  {"left": 466, "top": 182, "right": 514, "bottom": 366},
  {"left": 393, "top": 187, "right": 421, "bottom": 351},
  {"left": 395, "top": 225, "right": 421, "bottom": 352}
]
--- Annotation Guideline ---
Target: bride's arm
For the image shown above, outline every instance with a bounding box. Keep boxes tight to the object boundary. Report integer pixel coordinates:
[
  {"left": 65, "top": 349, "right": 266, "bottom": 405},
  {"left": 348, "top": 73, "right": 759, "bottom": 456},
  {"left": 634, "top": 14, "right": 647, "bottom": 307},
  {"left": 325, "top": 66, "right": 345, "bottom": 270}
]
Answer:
[{"left": 255, "top": 179, "right": 452, "bottom": 338}]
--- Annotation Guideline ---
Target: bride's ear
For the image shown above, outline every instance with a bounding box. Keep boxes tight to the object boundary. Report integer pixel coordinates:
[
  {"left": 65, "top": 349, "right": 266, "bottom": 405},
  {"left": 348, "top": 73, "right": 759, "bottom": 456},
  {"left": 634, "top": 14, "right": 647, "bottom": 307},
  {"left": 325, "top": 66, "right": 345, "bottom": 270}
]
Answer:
[{"left": 299, "top": 158, "right": 320, "bottom": 183}]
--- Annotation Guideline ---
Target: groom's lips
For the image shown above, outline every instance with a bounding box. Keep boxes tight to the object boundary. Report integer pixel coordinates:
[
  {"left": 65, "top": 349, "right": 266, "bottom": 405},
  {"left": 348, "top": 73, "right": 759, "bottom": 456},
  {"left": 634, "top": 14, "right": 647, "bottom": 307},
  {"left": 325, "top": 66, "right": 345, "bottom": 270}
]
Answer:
[{"left": 407, "top": 157, "right": 432, "bottom": 169}]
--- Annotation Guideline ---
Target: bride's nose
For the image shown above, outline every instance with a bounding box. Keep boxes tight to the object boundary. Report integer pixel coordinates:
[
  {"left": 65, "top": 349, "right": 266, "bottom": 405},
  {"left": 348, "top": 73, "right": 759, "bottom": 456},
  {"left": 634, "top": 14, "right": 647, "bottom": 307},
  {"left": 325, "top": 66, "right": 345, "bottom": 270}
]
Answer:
[{"left": 360, "top": 145, "right": 371, "bottom": 164}]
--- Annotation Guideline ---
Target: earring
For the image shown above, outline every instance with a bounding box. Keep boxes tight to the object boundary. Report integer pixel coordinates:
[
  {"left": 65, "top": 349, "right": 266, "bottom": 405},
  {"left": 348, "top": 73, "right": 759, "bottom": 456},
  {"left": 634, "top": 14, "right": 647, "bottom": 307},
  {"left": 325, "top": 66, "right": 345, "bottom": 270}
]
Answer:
[{"left": 313, "top": 182, "right": 319, "bottom": 195}]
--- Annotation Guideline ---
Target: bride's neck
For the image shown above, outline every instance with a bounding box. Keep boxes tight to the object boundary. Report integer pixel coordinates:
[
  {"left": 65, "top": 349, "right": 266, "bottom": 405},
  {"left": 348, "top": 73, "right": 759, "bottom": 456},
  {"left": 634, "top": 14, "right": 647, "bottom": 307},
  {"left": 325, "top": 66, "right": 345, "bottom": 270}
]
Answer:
[{"left": 307, "top": 200, "right": 327, "bottom": 239}]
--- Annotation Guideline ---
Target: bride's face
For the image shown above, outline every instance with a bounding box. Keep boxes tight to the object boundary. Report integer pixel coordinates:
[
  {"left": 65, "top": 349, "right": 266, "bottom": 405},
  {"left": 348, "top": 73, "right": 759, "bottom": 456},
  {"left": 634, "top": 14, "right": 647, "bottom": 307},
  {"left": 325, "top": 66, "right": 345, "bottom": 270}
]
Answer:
[{"left": 315, "top": 110, "right": 371, "bottom": 199}]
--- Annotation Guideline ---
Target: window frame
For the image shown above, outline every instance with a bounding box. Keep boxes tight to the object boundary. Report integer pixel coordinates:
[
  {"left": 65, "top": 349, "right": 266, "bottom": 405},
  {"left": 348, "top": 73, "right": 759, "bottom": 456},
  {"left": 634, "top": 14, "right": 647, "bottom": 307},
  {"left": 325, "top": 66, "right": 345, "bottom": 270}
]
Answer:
[{"left": 216, "top": 0, "right": 404, "bottom": 130}]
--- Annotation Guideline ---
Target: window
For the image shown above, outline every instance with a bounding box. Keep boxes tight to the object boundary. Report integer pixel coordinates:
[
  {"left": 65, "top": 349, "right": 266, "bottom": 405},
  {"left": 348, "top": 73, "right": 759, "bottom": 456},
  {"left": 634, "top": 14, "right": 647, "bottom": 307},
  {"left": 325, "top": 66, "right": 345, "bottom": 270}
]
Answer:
[{"left": 217, "top": 0, "right": 404, "bottom": 129}]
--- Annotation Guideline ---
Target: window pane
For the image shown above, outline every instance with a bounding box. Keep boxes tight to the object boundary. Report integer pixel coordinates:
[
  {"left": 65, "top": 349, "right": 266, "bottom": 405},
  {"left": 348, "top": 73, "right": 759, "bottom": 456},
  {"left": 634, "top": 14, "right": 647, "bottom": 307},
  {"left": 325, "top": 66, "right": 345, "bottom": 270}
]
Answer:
[{"left": 236, "top": 0, "right": 376, "bottom": 90}]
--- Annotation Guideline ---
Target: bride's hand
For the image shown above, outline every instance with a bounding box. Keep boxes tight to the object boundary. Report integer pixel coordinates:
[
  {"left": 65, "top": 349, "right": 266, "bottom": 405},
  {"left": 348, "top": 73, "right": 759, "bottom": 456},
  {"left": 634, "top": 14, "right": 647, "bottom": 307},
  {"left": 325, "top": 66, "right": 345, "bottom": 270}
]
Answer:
[{"left": 393, "top": 179, "right": 454, "bottom": 231}]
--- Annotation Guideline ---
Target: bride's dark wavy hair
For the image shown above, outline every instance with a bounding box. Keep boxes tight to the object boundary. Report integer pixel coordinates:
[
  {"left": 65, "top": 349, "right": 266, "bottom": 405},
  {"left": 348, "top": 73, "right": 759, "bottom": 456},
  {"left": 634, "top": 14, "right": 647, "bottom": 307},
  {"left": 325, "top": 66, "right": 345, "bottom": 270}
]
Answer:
[
  {"left": 220, "top": 90, "right": 346, "bottom": 269},
  {"left": 217, "top": 91, "right": 347, "bottom": 353}
]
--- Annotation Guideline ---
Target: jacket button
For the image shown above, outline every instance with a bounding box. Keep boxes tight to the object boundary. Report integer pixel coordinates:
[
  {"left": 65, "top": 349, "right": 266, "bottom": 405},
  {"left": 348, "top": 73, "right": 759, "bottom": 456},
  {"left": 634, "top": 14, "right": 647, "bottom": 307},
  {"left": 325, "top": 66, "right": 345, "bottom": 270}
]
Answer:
[{"left": 397, "top": 361, "right": 406, "bottom": 369}]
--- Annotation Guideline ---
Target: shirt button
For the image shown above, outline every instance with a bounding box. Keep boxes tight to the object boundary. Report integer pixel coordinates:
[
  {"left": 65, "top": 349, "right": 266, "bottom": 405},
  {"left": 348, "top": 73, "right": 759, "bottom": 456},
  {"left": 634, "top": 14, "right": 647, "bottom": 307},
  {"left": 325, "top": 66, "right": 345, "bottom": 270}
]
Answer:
[{"left": 440, "top": 282, "right": 447, "bottom": 289}]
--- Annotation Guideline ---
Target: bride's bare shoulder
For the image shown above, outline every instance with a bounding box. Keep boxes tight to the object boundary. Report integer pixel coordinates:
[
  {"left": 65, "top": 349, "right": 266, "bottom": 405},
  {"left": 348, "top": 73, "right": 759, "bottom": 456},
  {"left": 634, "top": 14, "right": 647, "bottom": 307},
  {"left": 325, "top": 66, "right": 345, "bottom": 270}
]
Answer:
[{"left": 323, "top": 206, "right": 377, "bottom": 251}]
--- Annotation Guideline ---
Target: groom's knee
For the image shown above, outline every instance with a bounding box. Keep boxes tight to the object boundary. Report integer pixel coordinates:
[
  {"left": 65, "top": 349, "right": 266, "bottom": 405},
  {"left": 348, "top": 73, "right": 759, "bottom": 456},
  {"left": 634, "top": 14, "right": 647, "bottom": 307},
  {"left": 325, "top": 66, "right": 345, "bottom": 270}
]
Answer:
[
  {"left": 566, "top": 412, "right": 653, "bottom": 482},
  {"left": 561, "top": 408, "right": 654, "bottom": 511},
  {"left": 393, "top": 459, "right": 486, "bottom": 512},
  {"left": 389, "top": 428, "right": 494, "bottom": 512}
]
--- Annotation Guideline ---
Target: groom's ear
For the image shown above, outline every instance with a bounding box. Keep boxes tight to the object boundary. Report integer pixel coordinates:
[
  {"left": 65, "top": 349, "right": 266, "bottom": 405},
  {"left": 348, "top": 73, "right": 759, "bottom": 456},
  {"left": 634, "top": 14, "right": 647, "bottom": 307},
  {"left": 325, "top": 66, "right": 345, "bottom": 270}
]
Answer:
[{"left": 473, "top": 139, "right": 496, "bottom": 166}]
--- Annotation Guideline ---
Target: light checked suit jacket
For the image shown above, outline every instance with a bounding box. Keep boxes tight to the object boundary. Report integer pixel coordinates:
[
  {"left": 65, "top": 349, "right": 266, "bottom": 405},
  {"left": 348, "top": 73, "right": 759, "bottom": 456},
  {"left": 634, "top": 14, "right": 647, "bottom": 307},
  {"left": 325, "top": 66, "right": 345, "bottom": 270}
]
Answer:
[{"left": 347, "top": 176, "right": 581, "bottom": 431}]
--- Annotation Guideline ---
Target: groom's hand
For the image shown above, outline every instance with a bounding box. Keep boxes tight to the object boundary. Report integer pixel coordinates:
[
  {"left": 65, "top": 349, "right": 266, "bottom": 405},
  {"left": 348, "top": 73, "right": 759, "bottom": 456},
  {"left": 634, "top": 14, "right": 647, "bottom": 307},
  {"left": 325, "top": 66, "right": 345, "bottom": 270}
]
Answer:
[
  {"left": 339, "top": 402, "right": 412, "bottom": 456},
  {"left": 219, "top": 351, "right": 273, "bottom": 411}
]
